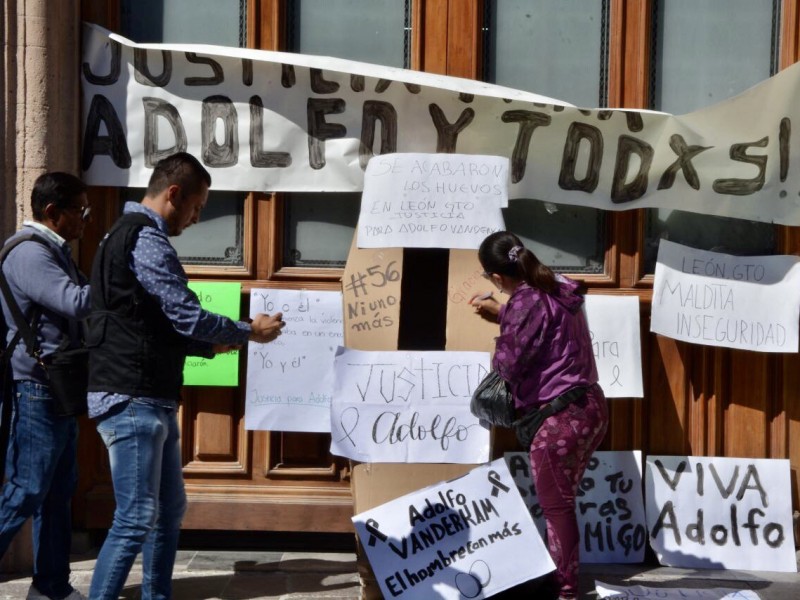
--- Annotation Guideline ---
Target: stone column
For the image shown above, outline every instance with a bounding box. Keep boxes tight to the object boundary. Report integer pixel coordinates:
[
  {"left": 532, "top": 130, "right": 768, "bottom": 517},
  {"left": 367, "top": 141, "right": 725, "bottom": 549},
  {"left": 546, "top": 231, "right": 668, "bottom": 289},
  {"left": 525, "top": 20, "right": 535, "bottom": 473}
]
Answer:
[
  {"left": 2, "top": 0, "right": 81, "bottom": 238},
  {"left": 0, "top": 0, "right": 81, "bottom": 574}
]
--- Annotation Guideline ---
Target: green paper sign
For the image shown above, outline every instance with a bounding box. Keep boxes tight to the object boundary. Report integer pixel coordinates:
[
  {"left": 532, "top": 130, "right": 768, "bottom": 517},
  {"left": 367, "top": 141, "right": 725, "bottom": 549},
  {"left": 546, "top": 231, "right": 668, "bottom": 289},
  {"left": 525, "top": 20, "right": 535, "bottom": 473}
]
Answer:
[{"left": 183, "top": 281, "right": 242, "bottom": 386}]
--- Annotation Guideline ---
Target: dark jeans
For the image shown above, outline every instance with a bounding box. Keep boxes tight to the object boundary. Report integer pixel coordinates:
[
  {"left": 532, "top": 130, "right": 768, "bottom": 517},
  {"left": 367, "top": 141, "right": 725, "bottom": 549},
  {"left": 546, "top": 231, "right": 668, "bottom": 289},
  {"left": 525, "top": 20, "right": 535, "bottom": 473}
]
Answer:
[{"left": 0, "top": 380, "right": 78, "bottom": 598}]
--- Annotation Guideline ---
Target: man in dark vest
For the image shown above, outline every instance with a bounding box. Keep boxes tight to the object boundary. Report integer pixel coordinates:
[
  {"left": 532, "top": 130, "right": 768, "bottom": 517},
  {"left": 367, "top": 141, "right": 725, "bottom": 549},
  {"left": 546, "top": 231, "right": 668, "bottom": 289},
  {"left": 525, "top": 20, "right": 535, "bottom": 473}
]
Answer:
[
  {"left": 86, "top": 152, "right": 284, "bottom": 600},
  {"left": 0, "top": 172, "right": 90, "bottom": 600}
]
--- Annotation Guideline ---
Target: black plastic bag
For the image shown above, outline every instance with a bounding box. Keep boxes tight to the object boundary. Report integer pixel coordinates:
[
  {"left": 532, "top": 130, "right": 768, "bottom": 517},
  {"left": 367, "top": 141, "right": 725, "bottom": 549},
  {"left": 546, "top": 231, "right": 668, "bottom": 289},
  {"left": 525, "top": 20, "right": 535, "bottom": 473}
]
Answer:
[{"left": 469, "top": 371, "right": 515, "bottom": 428}]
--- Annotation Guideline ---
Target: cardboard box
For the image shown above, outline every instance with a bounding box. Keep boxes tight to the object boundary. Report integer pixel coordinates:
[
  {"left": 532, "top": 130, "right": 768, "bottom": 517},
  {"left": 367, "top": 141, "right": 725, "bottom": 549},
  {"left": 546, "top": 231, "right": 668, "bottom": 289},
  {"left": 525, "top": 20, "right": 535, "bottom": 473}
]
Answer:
[
  {"left": 351, "top": 463, "right": 477, "bottom": 599},
  {"left": 342, "top": 237, "right": 497, "bottom": 597}
]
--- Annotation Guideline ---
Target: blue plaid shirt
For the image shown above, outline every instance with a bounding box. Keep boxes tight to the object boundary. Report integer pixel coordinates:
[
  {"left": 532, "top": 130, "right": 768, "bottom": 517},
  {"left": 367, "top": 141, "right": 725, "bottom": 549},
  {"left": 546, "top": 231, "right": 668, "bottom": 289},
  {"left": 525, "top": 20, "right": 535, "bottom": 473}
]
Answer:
[{"left": 87, "top": 202, "right": 251, "bottom": 418}]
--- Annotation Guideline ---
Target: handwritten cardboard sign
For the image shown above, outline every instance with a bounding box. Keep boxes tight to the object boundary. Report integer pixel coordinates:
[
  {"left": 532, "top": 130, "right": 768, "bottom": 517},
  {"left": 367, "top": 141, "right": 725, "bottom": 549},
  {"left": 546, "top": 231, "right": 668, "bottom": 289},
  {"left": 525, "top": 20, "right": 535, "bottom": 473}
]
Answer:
[
  {"left": 357, "top": 153, "right": 507, "bottom": 249},
  {"left": 245, "top": 289, "right": 344, "bottom": 432},
  {"left": 445, "top": 249, "right": 498, "bottom": 353},
  {"left": 330, "top": 348, "right": 491, "bottom": 463},
  {"left": 506, "top": 450, "right": 647, "bottom": 563},
  {"left": 645, "top": 455, "right": 797, "bottom": 572},
  {"left": 651, "top": 240, "right": 800, "bottom": 352},
  {"left": 83, "top": 24, "right": 800, "bottom": 226},
  {"left": 183, "top": 281, "right": 241, "bottom": 386},
  {"left": 341, "top": 239, "right": 403, "bottom": 350},
  {"left": 585, "top": 295, "right": 643, "bottom": 398},
  {"left": 353, "top": 458, "right": 555, "bottom": 599}
]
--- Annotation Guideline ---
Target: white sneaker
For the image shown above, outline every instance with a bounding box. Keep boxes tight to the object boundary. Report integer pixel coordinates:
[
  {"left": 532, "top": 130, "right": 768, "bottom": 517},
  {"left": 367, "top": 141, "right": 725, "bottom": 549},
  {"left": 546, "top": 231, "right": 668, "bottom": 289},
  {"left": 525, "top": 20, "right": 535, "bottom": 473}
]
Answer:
[{"left": 26, "top": 585, "right": 88, "bottom": 600}]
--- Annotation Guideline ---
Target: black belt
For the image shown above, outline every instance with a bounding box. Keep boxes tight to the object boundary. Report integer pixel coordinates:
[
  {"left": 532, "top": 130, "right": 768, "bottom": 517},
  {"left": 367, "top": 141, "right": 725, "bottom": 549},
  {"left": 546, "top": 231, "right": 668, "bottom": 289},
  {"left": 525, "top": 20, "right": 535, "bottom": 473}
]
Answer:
[
  {"left": 545, "top": 383, "right": 595, "bottom": 416},
  {"left": 513, "top": 383, "right": 598, "bottom": 447}
]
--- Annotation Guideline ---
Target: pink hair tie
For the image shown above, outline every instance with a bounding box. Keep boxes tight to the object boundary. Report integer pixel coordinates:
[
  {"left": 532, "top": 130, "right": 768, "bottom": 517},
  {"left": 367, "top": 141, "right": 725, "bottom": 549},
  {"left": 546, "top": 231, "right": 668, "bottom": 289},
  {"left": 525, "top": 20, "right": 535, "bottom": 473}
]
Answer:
[{"left": 508, "top": 245, "right": 523, "bottom": 263}]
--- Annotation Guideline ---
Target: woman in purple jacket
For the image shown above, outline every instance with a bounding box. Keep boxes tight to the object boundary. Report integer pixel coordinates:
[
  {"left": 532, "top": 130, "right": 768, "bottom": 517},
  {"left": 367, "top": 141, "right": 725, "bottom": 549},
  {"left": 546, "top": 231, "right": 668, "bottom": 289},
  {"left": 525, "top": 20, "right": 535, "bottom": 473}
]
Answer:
[{"left": 470, "top": 231, "right": 608, "bottom": 600}]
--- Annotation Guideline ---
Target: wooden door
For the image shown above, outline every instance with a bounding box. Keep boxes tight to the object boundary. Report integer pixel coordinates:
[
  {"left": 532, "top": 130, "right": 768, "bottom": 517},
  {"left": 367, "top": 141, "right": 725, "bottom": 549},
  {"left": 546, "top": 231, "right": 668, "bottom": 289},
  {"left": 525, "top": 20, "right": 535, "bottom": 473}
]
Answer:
[{"left": 75, "top": 0, "right": 800, "bottom": 534}]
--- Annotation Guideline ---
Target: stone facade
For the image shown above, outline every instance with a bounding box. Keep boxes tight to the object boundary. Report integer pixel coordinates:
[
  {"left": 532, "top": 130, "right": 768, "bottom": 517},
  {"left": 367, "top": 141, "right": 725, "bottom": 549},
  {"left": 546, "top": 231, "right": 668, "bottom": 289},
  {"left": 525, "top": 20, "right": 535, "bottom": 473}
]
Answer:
[
  {"left": 2, "top": 0, "right": 81, "bottom": 239},
  {"left": 1, "top": 0, "right": 81, "bottom": 573}
]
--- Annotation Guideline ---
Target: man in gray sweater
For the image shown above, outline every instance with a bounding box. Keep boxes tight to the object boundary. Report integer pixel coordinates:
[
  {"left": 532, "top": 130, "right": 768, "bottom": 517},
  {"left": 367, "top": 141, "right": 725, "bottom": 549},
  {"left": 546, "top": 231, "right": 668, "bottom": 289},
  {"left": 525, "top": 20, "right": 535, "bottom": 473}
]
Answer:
[{"left": 0, "top": 172, "right": 90, "bottom": 600}]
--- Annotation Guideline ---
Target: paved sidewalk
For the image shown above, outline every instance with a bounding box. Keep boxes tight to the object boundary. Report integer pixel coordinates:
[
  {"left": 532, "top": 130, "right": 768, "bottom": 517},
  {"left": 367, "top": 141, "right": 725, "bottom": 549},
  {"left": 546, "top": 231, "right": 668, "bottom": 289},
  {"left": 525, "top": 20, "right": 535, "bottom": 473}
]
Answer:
[{"left": 0, "top": 549, "right": 798, "bottom": 599}]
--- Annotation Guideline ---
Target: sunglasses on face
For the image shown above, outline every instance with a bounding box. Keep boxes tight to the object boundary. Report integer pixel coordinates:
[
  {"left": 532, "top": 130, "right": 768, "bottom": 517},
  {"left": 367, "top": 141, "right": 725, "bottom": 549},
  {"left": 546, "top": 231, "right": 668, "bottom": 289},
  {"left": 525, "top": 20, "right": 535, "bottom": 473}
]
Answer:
[{"left": 64, "top": 205, "right": 92, "bottom": 221}]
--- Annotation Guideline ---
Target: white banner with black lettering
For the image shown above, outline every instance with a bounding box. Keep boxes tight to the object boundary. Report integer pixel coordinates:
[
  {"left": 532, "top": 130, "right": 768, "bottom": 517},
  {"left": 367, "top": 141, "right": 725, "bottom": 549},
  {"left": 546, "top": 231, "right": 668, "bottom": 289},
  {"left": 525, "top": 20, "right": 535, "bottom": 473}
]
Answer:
[
  {"left": 330, "top": 348, "right": 491, "bottom": 464},
  {"left": 645, "top": 455, "right": 797, "bottom": 572},
  {"left": 595, "top": 581, "right": 761, "bottom": 599},
  {"left": 353, "top": 458, "right": 554, "bottom": 599},
  {"left": 651, "top": 240, "right": 800, "bottom": 352},
  {"left": 82, "top": 23, "right": 800, "bottom": 225},
  {"left": 506, "top": 451, "right": 647, "bottom": 563}
]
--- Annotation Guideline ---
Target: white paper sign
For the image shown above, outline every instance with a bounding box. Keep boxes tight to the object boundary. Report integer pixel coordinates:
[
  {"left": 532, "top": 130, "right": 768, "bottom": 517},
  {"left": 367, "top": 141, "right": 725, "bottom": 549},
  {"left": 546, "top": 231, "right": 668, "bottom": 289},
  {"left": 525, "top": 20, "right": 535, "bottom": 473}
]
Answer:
[
  {"left": 330, "top": 348, "right": 491, "bottom": 463},
  {"left": 651, "top": 240, "right": 800, "bottom": 352},
  {"left": 353, "top": 459, "right": 555, "bottom": 599},
  {"left": 245, "top": 289, "right": 344, "bottom": 432},
  {"left": 596, "top": 581, "right": 761, "bottom": 599},
  {"left": 357, "top": 153, "right": 507, "bottom": 249},
  {"left": 82, "top": 24, "right": 800, "bottom": 226},
  {"left": 505, "top": 451, "right": 647, "bottom": 563},
  {"left": 645, "top": 455, "right": 797, "bottom": 572},
  {"left": 585, "top": 296, "right": 643, "bottom": 398}
]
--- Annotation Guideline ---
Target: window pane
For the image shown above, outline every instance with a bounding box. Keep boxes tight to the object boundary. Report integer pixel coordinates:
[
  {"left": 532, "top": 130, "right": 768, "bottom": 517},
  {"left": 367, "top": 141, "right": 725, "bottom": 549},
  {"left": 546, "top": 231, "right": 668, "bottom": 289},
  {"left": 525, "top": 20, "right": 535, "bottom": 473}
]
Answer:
[
  {"left": 504, "top": 201, "right": 605, "bottom": 273},
  {"left": 171, "top": 192, "right": 246, "bottom": 266},
  {"left": 121, "top": 190, "right": 246, "bottom": 267},
  {"left": 653, "top": 0, "right": 776, "bottom": 115},
  {"left": 121, "top": 0, "right": 245, "bottom": 46},
  {"left": 484, "top": 0, "right": 608, "bottom": 108},
  {"left": 287, "top": 0, "right": 410, "bottom": 67},
  {"left": 643, "top": 210, "right": 776, "bottom": 273},
  {"left": 483, "top": 0, "right": 608, "bottom": 274},
  {"left": 120, "top": 1, "right": 246, "bottom": 268},
  {"left": 285, "top": 194, "right": 361, "bottom": 268},
  {"left": 645, "top": 0, "right": 779, "bottom": 272},
  {"left": 283, "top": 1, "right": 411, "bottom": 269}
]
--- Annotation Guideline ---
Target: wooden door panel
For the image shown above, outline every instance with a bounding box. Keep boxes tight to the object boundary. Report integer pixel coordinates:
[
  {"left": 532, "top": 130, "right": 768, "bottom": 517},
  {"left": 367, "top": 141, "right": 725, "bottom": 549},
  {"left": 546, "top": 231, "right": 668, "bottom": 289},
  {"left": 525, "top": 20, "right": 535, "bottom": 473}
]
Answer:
[
  {"left": 181, "top": 388, "right": 250, "bottom": 475},
  {"left": 725, "top": 352, "right": 773, "bottom": 459},
  {"left": 685, "top": 347, "right": 725, "bottom": 456},
  {"left": 648, "top": 335, "right": 691, "bottom": 455},
  {"left": 604, "top": 399, "right": 642, "bottom": 451},
  {"left": 265, "top": 432, "right": 348, "bottom": 480},
  {"left": 181, "top": 494, "right": 354, "bottom": 532},
  {"left": 781, "top": 354, "right": 800, "bottom": 509}
]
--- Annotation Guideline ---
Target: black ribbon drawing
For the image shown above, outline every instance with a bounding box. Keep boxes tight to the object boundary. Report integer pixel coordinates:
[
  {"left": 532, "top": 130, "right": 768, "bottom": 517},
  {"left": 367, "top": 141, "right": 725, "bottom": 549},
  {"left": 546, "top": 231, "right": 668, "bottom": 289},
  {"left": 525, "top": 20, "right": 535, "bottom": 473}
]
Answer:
[{"left": 487, "top": 470, "right": 510, "bottom": 497}]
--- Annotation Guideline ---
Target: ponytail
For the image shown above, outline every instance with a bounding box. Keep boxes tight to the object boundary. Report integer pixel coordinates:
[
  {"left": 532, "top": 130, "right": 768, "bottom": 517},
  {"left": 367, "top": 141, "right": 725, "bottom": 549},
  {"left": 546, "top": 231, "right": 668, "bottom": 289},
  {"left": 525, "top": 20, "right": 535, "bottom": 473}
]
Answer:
[
  {"left": 478, "top": 231, "right": 557, "bottom": 295},
  {"left": 517, "top": 248, "right": 557, "bottom": 294}
]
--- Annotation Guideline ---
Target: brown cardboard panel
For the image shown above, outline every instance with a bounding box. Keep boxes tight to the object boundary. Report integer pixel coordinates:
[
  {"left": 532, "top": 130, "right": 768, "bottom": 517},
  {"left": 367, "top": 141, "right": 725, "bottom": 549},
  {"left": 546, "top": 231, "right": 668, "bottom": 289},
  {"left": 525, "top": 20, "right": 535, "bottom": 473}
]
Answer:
[
  {"left": 351, "top": 462, "right": 477, "bottom": 514},
  {"left": 342, "top": 233, "right": 403, "bottom": 350},
  {"left": 445, "top": 248, "right": 498, "bottom": 352}
]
